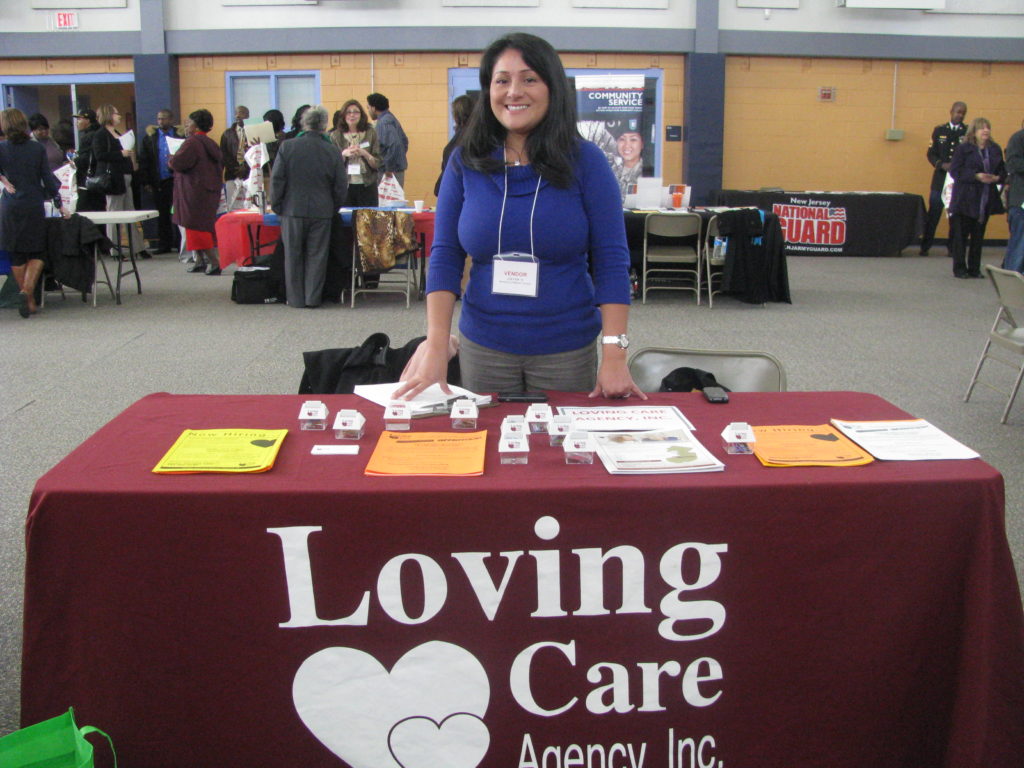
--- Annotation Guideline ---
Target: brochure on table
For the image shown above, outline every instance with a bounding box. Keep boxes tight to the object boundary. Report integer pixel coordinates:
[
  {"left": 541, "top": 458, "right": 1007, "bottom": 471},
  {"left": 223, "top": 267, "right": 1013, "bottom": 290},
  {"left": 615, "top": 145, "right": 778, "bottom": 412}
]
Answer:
[
  {"left": 364, "top": 430, "right": 486, "bottom": 476},
  {"left": 591, "top": 428, "right": 724, "bottom": 474},
  {"left": 830, "top": 418, "right": 979, "bottom": 461},
  {"left": 751, "top": 424, "right": 874, "bottom": 467},
  {"left": 153, "top": 429, "right": 288, "bottom": 473}
]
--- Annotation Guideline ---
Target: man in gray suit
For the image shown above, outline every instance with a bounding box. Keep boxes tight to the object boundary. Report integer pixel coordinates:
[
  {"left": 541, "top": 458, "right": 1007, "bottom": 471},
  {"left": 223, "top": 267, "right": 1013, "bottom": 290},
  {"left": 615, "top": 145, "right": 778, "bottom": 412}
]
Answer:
[{"left": 271, "top": 105, "right": 348, "bottom": 307}]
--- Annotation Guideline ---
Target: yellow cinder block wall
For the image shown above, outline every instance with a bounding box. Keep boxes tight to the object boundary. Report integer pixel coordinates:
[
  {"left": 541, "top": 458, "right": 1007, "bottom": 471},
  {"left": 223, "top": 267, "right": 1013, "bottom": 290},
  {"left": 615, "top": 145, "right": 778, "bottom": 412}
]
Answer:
[
  {"left": 178, "top": 52, "right": 685, "bottom": 203},
  {"left": 0, "top": 57, "right": 133, "bottom": 76},
  {"left": 724, "top": 57, "right": 1024, "bottom": 241}
]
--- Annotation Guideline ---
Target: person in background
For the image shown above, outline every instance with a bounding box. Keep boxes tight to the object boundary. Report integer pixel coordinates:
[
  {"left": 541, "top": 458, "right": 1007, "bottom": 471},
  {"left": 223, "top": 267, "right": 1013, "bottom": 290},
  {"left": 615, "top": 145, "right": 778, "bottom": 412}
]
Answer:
[
  {"left": 220, "top": 104, "right": 250, "bottom": 212},
  {"left": 947, "top": 116, "right": 1005, "bottom": 279},
  {"left": 0, "top": 108, "right": 67, "bottom": 318},
  {"left": 329, "top": 109, "right": 345, "bottom": 138},
  {"left": 72, "top": 109, "right": 105, "bottom": 213},
  {"left": 93, "top": 104, "right": 137, "bottom": 251},
  {"left": 434, "top": 94, "right": 474, "bottom": 197},
  {"left": 283, "top": 105, "right": 310, "bottom": 141},
  {"left": 271, "top": 105, "right": 348, "bottom": 308},
  {"left": 262, "top": 109, "right": 286, "bottom": 166},
  {"left": 366, "top": 92, "right": 408, "bottom": 189},
  {"left": 52, "top": 118, "right": 75, "bottom": 156},
  {"left": 170, "top": 109, "right": 224, "bottom": 275},
  {"left": 28, "top": 114, "right": 66, "bottom": 171},
  {"left": 331, "top": 99, "right": 381, "bottom": 207},
  {"left": 921, "top": 101, "right": 968, "bottom": 256},
  {"left": 394, "top": 32, "right": 644, "bottom": 401},
  {"left": 138, "top": 108, "right": 184, "bottom": 254},
  {"left": 1002, "top": 120, "right": 1024, "bottom": 273},
  {"left": 607, "top": 118, "right": 644, "bottom": 203}
]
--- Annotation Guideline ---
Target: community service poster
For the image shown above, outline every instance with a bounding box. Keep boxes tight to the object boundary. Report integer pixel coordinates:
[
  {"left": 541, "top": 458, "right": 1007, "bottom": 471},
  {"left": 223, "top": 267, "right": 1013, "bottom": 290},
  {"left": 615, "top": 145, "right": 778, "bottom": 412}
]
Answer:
[{"left": 574, "top": 74, "right": 656, "bottom": 201}]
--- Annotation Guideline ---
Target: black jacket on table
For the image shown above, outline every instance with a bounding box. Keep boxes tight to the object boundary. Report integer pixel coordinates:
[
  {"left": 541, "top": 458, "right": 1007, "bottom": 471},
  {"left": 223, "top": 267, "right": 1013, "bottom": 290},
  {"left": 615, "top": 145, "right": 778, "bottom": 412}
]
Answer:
[
  {"left": 45, "top": 214, "right": 113, "bottom": 294},
  {"left": 927, "top": 122, "right": 968, "bottom": 192}
]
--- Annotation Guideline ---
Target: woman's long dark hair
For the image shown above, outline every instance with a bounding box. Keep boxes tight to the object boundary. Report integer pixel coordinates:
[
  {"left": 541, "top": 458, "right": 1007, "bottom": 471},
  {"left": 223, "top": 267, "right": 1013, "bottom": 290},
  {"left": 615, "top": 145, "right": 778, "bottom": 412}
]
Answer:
[{"left": 460, "top": 33, "right": 580, "bottom": 188}]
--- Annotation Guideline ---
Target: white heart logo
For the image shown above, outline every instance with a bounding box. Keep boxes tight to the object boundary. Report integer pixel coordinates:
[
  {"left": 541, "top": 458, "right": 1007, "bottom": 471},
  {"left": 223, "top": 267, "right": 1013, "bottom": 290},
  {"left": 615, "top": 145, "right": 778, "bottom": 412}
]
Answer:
[
  {"left": 293, "top": 641, "right": 489, "bottom": 768},
  {"left": 388, "top": 713, "right": 490, "bottom": 768}
]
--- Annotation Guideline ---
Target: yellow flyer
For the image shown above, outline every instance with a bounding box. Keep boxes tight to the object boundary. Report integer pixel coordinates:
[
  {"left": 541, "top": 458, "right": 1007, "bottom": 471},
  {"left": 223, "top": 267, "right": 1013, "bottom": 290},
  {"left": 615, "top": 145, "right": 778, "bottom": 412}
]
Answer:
[
  {"left": 751, "top": 424, "right": 874, "bottom": 467},
  {"left": 152, "top": 429, "right": 288, "bottom": 474},
  {"left": 365, "top": 431, "right": 486, "bottom": 476}
]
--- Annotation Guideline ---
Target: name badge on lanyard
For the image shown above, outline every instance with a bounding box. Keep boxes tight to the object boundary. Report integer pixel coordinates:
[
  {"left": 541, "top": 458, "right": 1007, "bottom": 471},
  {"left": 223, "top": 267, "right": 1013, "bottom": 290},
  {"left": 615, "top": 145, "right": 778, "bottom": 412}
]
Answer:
[
  {"left": 492, "top": 252, "right": 539, "bottom": 297},
  {"left": 348, "top": 162, "right": 361, "bottom": 175}
]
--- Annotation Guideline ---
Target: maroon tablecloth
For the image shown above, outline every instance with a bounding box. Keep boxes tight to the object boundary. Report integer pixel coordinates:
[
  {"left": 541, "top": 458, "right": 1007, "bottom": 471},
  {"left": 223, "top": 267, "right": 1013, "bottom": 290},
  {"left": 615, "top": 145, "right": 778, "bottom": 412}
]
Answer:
[{"left": 23, "top": 392, "right": 1024, "bottom": 768}]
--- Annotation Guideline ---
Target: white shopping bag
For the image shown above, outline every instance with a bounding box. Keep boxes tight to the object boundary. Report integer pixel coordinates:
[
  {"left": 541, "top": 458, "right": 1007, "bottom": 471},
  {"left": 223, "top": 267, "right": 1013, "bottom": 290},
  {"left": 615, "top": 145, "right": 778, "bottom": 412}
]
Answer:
[
  {"left": 941, "top": 172, "right": 954, "bottom": 213},
  {"left": 55, "top": 162, "right": 78, "bottom": 213},
  {"left": 243, "top": 143, "right": 265, "bottom": 208},
  {"left": 377, "top": 174, "right": 405, "bottom": 207}
]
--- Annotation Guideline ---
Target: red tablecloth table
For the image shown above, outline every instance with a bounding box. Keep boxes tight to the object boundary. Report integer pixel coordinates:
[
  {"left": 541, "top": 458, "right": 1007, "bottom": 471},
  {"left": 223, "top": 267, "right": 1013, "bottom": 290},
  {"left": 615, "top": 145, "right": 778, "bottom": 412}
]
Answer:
[
  {"left": 215, "top": 210, "right": 280, "bottom": 269},
  {"left": 215, "top": 209, "right": 434, "bottom": 279},
  {"left": 23, "top": 392, "right": 1024, "bottom": 768}
]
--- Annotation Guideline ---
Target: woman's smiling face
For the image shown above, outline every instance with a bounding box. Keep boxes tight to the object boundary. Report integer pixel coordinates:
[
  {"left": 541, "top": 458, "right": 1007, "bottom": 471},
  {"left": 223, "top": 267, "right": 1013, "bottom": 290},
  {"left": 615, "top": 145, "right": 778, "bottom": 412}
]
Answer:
[
  {"left": 489, "top": 48, "right": 550, "bottom": 139},
  {"left": 617, "top": 132, "right": 643, "bottom": 167}
]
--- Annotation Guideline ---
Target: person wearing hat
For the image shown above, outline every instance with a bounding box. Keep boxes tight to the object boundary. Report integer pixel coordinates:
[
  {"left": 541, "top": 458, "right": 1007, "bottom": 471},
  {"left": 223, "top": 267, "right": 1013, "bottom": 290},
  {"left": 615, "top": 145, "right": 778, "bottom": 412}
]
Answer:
[
  {"left": 72, "top": 108, "right": 105, "bottom": 212},
  {"left": 607, "top": 118, "right": 645, "bottom": 202}
]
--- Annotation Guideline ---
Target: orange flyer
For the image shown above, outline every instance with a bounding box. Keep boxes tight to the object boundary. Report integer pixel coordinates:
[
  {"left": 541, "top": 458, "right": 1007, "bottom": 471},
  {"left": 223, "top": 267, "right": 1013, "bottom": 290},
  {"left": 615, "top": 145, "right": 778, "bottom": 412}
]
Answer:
[
  {"left": 364, "top": 431, "right": 487, "bottom": 476},
  {"left": 751, "top": 424, "right": 874, "bottom": 467}
]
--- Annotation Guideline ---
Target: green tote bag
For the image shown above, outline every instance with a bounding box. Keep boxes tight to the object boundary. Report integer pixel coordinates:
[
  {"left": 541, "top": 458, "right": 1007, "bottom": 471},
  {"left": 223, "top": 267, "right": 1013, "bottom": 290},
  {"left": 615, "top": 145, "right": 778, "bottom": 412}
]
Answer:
[{"left": 0, "top": 707, "right": 116, "bottom": 768}]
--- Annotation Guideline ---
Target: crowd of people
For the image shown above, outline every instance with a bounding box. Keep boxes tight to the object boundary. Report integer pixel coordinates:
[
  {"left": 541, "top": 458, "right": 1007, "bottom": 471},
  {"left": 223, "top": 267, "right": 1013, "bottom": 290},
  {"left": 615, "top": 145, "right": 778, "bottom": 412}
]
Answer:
[
  {"left": 3, "top": 32, "right": 1021, "bottom": 390},
  {"left": 0, "top": 93, "right": 412, "bottom": 311}
]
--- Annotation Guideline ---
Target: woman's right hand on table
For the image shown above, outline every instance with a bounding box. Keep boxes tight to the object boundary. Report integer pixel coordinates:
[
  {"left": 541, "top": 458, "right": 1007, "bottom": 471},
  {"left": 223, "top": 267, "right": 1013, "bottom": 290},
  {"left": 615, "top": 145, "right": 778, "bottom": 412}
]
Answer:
[{"left": 392, "top": 335, "right": 460, "bottom": 400}]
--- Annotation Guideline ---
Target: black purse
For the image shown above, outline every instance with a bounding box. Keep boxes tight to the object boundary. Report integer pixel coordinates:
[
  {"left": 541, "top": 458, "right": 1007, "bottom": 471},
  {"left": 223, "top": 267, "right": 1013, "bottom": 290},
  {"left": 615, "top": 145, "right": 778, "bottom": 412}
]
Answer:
[
  {"left": 84, "top": 132, "right": 126, "bottom": 195},
  {"left": 84, "top": 160, "right": 115, "bottom": 194}
]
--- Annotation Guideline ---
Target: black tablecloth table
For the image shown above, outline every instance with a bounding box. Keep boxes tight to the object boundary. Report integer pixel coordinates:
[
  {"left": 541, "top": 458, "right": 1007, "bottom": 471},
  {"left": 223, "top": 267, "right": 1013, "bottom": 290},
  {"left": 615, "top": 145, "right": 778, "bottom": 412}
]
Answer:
[
  {"left": 22, "top": 392, "right": 1024, "bottom": 768},
  {"left": 716, "top": 190, "right": 925, "bottom": 257},
  {"left": 624, "top": 209, "right": 790, "bottom": 303}
]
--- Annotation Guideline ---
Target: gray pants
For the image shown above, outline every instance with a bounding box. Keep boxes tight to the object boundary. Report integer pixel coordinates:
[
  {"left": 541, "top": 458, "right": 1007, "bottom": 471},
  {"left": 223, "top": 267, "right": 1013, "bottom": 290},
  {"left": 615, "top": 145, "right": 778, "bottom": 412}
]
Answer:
[
  {"left": 105, "top": 175, "right": 141, "bottom": 254},
  {"left": 458, "top": 335, "right": 598, "bottom": 393},
  {"left": 282, "top": 215, "right": 331, "bottom": 308}
]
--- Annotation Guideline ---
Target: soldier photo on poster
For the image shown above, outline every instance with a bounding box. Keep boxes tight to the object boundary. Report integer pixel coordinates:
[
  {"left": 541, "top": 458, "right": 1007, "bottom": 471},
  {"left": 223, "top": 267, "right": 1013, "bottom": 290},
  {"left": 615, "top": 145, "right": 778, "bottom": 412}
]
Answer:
[{"left": 574, "top": 74, "right": 656, "bottom": 203}]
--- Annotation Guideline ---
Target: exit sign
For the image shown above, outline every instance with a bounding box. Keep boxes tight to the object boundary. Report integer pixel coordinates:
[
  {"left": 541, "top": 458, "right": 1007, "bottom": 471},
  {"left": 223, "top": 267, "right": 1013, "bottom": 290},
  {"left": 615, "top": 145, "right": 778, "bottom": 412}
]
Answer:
[{"left": 54, "top": 11, "right": 79, "bottom": 29}]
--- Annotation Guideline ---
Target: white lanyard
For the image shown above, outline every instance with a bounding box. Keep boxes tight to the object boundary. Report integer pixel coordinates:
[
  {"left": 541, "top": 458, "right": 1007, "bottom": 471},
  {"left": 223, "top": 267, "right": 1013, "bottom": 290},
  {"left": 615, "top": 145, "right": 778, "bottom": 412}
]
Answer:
[{"left": 497, "top": 164, "right": 542, "bottom": 257}]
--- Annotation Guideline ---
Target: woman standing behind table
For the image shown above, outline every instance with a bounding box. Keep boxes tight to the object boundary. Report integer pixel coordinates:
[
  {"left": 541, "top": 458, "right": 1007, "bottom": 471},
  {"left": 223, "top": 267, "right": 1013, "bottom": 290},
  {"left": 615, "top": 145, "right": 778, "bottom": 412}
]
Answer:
[
  {"left": 0, "top": 108, "right": 67, "bottom": 318},
  {"left": 169, "top": 109, "right": 224, "bottom": 275},
  {"left": 92, "top": 104, "right": 137, "bottom": 251},
  {"left": 395, "top": 32, "right": 645, "bottom": 400},
  {"left": 948, "top": 117, "right": 1006, "bottom": 279},
  {"left": 331, "top": 100, "right": 381, "bottom": 207}
]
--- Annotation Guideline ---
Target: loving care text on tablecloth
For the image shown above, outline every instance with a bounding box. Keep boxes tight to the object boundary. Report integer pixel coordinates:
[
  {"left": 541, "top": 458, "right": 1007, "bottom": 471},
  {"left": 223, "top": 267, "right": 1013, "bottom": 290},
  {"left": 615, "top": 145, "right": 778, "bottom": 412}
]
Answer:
[{"left": 272, "top": 515, "right": 728, "bottom": 768}]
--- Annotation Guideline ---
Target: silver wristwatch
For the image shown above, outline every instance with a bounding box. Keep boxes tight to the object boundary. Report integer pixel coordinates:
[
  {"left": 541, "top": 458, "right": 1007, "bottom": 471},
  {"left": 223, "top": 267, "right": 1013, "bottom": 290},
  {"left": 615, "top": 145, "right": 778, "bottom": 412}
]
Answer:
[{"left": 601, "top": 334, "right": 630, "bottom": 350}]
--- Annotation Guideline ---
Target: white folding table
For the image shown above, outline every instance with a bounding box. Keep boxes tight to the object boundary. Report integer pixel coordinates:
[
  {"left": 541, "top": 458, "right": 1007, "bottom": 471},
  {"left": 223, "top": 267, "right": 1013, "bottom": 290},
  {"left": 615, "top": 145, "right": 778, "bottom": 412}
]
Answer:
[{"left": 77, "top": 210, "right": 158, "bottom": 306}]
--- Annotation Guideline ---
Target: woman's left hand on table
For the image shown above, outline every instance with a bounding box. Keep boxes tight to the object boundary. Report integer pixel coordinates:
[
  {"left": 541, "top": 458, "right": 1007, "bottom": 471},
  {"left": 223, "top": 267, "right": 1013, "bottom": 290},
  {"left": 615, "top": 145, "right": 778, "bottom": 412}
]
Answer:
[{"left": 589, "top": 357, "right": 647, "bottom": 400}]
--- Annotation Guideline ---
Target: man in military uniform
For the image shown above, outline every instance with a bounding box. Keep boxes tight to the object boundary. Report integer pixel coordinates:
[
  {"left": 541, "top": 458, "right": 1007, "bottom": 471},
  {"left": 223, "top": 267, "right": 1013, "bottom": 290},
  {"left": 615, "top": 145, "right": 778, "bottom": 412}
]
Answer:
[{"left": 920, "top": 101, "right": 967, "bottom": 256}]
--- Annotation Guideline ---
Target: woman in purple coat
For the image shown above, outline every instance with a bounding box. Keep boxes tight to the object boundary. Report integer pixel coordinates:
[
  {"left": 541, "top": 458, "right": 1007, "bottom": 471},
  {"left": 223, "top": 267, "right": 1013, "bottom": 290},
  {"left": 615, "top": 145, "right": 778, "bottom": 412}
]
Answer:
[
  {"left": 169, "top": 109, "right": 224, "bottom": 275},
  {"left": 948, "top": 117, "right": 1006, "bottom": 279}
]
